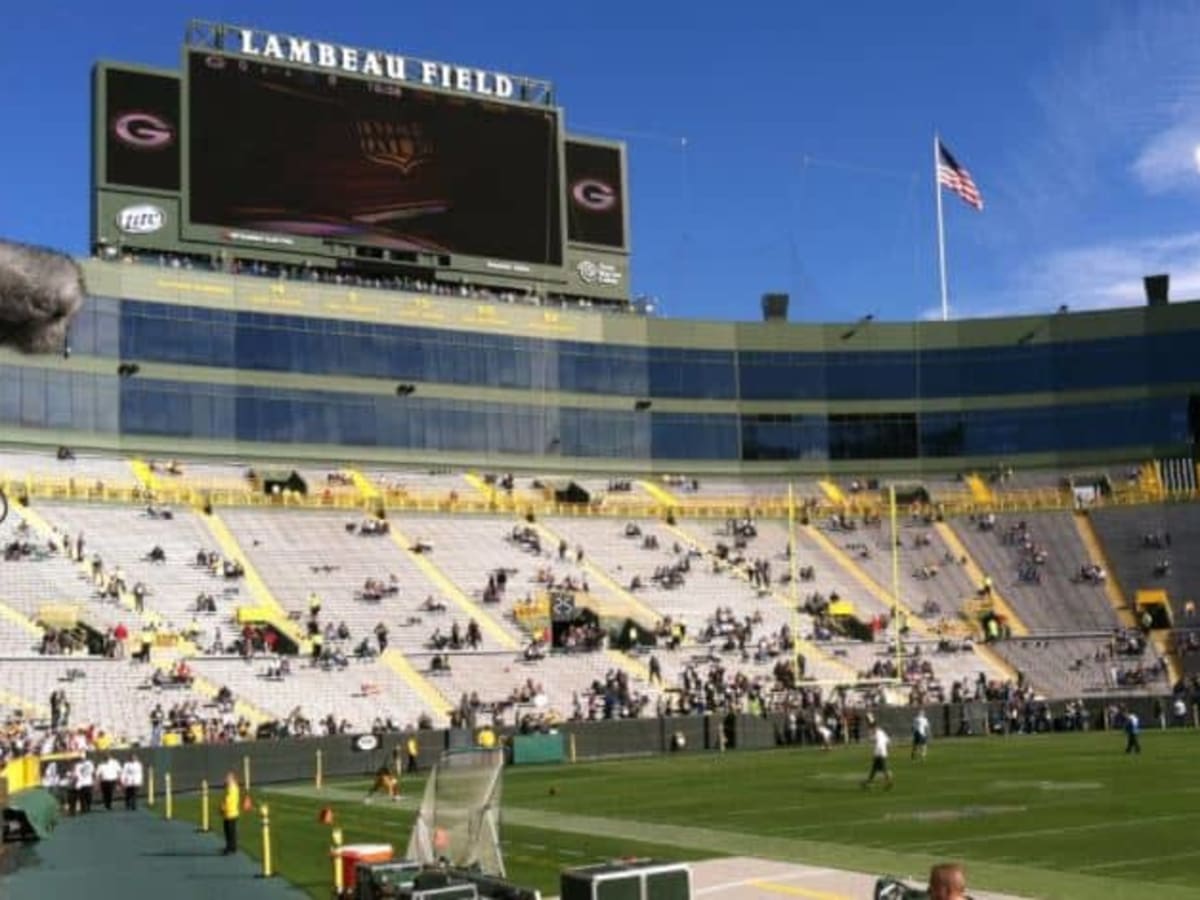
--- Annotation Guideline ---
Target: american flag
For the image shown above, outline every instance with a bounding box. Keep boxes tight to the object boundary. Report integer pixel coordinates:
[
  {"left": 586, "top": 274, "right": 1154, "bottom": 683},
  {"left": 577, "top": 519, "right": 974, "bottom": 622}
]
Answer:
[{"left": 937, "top": 140, "right": 983, "bottom": 211}]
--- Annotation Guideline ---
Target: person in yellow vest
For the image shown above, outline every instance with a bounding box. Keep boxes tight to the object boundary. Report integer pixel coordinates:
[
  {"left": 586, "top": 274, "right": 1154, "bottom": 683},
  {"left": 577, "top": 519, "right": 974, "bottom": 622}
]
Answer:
[
  {"left": 405, "top": 735, "right": 419, "bottom": 773},
  {"left": 221, "top": 771, "right": 240, "bottom": 855}
]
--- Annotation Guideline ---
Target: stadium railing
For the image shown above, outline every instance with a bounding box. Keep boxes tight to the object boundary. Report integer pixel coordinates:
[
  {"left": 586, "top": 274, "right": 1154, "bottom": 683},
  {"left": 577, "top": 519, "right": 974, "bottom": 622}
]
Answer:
[{"left": 2, "top": 471, "right": 1196, "bottom": 522}]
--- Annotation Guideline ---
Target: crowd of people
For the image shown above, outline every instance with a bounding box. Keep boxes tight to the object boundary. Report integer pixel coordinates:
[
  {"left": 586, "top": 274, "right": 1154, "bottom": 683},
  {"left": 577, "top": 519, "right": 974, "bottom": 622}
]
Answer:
[
  {"left": 5, "top": 463, "right": 1198, "bottom": 754},
  {"left": 96, "top": 246, "right": 633, "bottom": 313}
]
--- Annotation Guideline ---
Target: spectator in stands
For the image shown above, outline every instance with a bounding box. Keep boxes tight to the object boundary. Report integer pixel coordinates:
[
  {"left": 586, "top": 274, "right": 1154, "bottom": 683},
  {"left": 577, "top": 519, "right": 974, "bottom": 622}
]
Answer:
[
  {"left": 132, "top": 582, "right": 148, "bottom": 613},
  {"left": 375, "top": 622, "right": 389, "bottom": 653}
]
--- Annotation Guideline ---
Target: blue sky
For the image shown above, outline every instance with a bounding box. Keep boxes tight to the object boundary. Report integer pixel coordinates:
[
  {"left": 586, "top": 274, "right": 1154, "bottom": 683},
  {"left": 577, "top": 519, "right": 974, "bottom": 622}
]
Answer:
[{"left": 3, "top": 1, "right": 1200, "bottom": 323}]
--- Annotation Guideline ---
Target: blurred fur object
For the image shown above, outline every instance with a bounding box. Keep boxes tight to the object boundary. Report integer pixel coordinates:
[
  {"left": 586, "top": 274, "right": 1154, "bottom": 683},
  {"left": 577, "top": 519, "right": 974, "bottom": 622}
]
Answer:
[{"left": 0, "top": 240, "right": 85, "bottom": 353}]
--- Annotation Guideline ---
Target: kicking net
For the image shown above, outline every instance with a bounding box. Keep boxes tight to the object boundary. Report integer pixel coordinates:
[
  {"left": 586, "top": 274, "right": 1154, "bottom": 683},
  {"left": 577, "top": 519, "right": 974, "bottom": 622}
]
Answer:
[{"left": 406, "top": 747, "right": 505, "bottom": 876}]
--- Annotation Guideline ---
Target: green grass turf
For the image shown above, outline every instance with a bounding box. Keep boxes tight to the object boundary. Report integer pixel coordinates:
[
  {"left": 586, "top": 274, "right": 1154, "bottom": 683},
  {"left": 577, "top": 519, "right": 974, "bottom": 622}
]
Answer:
[
  {"left": 162, "top": 729, "right": 1200, "bottom": 899},
  {"left": 165, "top": 779, "right": 712, "bottom": 898}
]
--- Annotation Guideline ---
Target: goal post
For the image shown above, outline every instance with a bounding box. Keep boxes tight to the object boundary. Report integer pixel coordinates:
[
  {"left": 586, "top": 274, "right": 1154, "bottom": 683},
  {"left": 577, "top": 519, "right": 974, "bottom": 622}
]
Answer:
[{"left": 406, "top": 748, "right": 505, "bottom": 876}]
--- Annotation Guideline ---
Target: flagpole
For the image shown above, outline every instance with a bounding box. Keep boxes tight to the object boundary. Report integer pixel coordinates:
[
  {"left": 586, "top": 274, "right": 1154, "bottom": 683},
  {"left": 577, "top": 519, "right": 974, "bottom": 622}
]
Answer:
[{"left": 934, "top": 133, "right": 950, "bottom": 322}]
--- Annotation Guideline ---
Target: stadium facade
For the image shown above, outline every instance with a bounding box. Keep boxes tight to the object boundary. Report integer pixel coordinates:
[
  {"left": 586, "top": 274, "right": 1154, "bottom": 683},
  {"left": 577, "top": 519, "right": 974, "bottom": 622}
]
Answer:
[
  {"left": 4, "top": 259, "right": 1197, "bottom": 474},
  {"left": 3, "top": 21, "right": 1198, "bottom": 473}
]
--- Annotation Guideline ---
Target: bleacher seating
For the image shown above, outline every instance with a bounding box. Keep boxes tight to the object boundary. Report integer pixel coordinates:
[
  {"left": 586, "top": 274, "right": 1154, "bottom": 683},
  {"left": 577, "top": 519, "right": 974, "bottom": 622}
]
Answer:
[
  {"left": 1090, "top": 505, "right": 1200, "bottom": 630},
  {"left": 817, "top": 517, "right": 978, "bottom": 621},
  {"left": 3, "top": 453, "right": 1198, "bottom": 748},
  {"left": 1, "top": 506, "right": 132, "bottom": 637},
  {"left": 949, "top": 512, "right": 1119, "bottom": 633},
  {"left": 0, "top": 657, "right": 218, "bottom": 743},
  {"left": 188, "top": 655, "right": 439, "bottom": 732},
  {"left": 220, "top": 508, "right": 487, "bottom": 655},
  {"left": 0, "top": 449, "right": 140, "bottom": 490},
  {"left": 38, "top": 502, "right": 235, "bottom": 649},
  {"left": 991, "top": 635, "right": 1170, "bottom": 696}
]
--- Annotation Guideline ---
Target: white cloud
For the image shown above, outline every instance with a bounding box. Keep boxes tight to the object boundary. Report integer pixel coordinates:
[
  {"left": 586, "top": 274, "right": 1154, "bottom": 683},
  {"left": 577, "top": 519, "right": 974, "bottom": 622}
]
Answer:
[
  {"left": 952, "top": 231, "right": 1200, "bottom": 320},
  {"left": 999, "top": 4, "right": 1200, "bottom": 226},
  {"left": 1132, "top": 121, "right": 1200, "bottom": 193}
]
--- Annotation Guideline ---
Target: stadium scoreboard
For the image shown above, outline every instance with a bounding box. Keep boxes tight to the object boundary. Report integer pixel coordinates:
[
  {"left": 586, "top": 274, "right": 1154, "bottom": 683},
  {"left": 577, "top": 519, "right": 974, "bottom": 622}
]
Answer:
[{"left": 91, "top": 20, "right": 630, "bottom": 303}]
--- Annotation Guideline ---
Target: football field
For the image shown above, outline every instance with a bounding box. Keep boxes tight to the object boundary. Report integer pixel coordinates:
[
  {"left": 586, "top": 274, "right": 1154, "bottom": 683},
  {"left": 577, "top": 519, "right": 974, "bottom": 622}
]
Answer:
[{"left": 170, "top": 729, "right": 1200, "bottom": 899}]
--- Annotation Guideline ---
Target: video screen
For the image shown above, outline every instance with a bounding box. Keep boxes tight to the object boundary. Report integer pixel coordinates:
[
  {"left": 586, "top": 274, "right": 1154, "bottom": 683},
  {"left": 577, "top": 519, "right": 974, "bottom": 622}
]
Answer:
[
  {"left": 564, "top": 140, "right": 625, "bottom": 248},
  {"left": 187, "top": 52, "right": 563, "bottom": 265},
  {"left": 104, "top": 68, "right": 181, "bottom": 191}
]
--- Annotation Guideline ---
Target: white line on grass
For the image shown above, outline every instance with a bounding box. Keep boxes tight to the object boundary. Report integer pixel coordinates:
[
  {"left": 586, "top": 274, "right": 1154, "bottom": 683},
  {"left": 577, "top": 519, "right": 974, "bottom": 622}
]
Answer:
[
  {"left": 1079, "top": 848, "right": 1200, "bottom": 872},
  {"left": 905, "top": 810, "right": 1200, "bottom": 851}
]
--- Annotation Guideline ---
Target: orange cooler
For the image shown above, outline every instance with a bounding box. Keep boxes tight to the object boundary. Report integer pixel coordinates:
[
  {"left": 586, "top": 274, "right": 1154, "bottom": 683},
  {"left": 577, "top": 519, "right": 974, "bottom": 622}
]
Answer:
[{"left": 337, "top": 843, "right": 394, "bottom": 891}]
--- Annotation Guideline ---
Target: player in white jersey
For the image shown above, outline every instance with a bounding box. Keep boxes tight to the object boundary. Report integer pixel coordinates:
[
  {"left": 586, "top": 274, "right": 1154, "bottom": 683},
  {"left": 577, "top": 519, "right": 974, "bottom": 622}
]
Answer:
[
  {"left": 911, "top": 709, "right": 931, "bottom": 760},
  {"left": 862, "top": 720, "right": 894, "bottom": 790}
]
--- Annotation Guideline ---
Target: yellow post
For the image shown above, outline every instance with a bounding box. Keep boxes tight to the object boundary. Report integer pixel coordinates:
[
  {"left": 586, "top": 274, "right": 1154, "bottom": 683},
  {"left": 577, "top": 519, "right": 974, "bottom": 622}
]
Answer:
[
  {"left": 148, "top": 765, "right": 155, "bottom": 807},
  {"left": 568, "top": 733, "right": 577, "bottom": 764},
  {"left": 890, "top": 485, "right": 902, "bottom": 681},
  {"left": 331, "top": 827, "right": 344, "bottom": 896},
  {"left": 315, "top": 749, "right": 323, "bottom": 790},
  {"left": 260, "top": 804, "right": 273, "bottom": 878},
  {"left": 200, "top": 779, "right": 210, "bottom": 832},
  {"left": 165, "top": 773, "right": 173, "bottom": 820},
  {"left": 243, "top": 755, "right": 251, "bottom": 792}
]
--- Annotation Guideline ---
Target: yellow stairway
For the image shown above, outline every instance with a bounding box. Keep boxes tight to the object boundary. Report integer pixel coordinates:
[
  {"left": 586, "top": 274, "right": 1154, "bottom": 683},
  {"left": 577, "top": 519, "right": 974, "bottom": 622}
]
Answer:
[
  {"left": 817, "top": 479, "right": 846, "bottom": 505},
  {"left": 636, "top": 480, "right": 681, "bottom": 508},
  {"left": 13, "top": 502, "right": 172, "bottom": 638},
  {"left": 380, "top": 649, "right": 453, "bottom": 717},
  {"left": 803, "top": 524, "right": 932, "bottom": 636},
  {"left": 965, "top": 473, "right": 994, "bottom": 505},
  {"left": 1150, "top": 631, "right": 1184, "bottom": 686},
  {"left": 0, "top": 598, "right": 44, "bottom": 643},
  {"left": 0, "top": 686, "right": 48, "bottom": 718},
  {"left": 933, "top": 521, "right": 1030, "bottom": 637},
  {"left": 1073, "top": 512, "right": 1136, "bottom": 628},
  {"left": 528, "top": 520, "right": 661, "bottom": 631},
  {"left": 657, "top": 518, "right": 856, "bottom": 680},
  {"left": 346, "top": 468, "right": 382, "bottom": 506},
  {"left": 128, "top": 458, "right": 163, "bottom": 493},
  {"left": 384, "top": 525, "right": 519, "bottom": 651},
  {"left": 197, "top": 511, "right": 307, "bottom": 649},
  {"left": 526, "top": 519, "right": 661, "bottom": 684},
  {"left": 810, "top": 520, "right": 1023, "bottom": 683}
]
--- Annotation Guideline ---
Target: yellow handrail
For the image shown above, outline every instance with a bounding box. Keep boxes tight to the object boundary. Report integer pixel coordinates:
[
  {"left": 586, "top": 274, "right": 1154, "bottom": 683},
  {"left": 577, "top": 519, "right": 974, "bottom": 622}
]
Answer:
[{"left": 1, "top": 471, "right": 1196, "bottom": 522}]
